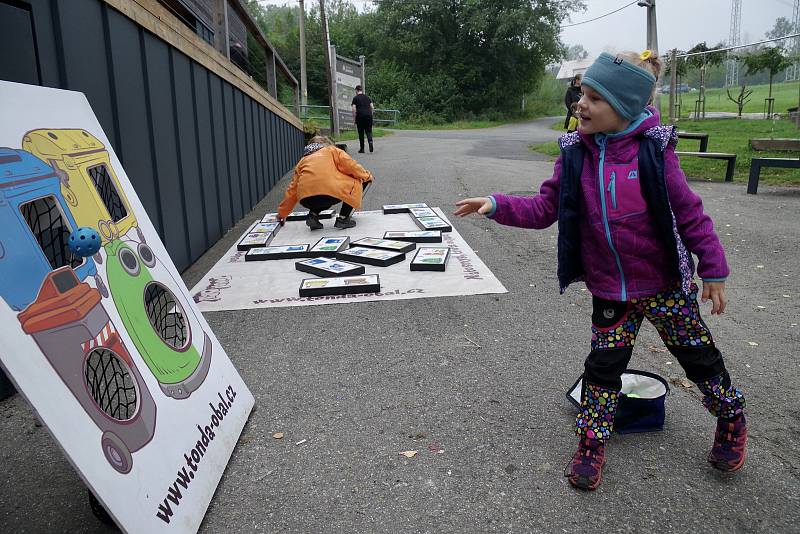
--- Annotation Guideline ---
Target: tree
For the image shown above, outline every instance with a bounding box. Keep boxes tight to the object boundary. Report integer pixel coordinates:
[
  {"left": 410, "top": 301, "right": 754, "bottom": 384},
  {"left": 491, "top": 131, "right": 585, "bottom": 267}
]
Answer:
[
  {"left": 564, "top": 44, "right": 589, "bottom": 61},
  {"left": 742, "top": 46, "right": 792, "bottom": 114},
  {"left": 245, "top": 0, "right": 583, "bottom": 121},
  {"left": 372, "top": 0, "right": 578, "bottom": 119},
  {"left": 765, "top": 16, "right": 795, "bottom": 48},
  {"left": 726, "top": 84, "right": 753, "bottom": 118}
]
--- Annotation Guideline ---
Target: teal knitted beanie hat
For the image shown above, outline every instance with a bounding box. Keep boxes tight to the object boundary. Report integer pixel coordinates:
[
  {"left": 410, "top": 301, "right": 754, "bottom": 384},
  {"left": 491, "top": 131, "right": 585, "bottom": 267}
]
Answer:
[{"left": 581, "top": 53, "right": 656, "bottom": 121}]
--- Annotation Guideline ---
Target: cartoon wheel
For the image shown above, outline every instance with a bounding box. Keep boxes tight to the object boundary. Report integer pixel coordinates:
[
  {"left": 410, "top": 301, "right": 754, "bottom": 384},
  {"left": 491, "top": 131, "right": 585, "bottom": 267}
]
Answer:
[
  {"left": 94, "top": 275, "right": 109, "bottom": 298},
  {"left": 101, "top": 431, "right": 133, "bottom": 474}
]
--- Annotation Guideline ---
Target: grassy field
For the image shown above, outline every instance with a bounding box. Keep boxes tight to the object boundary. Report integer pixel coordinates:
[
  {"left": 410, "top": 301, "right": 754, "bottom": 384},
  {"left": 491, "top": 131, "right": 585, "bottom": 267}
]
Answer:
[
  {"left": 658, "top": 81, "right": 799, "bottom": 117},
  {"left": 332, "top": 128, "right": 392, "bottom": 142},
  {"left": 532, "top": 118, "right": 800, "bottom": 185}
]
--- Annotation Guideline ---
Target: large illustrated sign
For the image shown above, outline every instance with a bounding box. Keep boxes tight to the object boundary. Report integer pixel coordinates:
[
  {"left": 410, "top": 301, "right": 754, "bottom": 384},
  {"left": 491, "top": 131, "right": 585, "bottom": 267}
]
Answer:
[{"left": 0, "top": 80, "right": 254, "bottom": 533}]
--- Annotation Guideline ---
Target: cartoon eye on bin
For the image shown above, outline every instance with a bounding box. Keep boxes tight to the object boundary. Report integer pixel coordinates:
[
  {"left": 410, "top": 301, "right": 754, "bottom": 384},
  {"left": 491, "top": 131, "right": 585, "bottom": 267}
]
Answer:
[
  {"left": 119, "top": 247, "right": 140, "bottom": 276},
  {"left": 137, "top": 243, "right": 156, "bottom": 268}
]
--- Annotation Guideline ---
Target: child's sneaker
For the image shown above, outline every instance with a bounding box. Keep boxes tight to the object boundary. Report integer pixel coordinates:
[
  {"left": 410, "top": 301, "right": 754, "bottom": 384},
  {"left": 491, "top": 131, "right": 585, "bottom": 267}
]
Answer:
[
  {"left": 306, "top": 212, "right": 323, "bottom": 230},
  {"left": 708, "top": 414, "right": 747, "bottom": 472},
  {"left": 567, "top": 437, "right": 606, "bottom": 490},
  {"left": 334, "top": 216, "right": 356, "bottom": 229}
]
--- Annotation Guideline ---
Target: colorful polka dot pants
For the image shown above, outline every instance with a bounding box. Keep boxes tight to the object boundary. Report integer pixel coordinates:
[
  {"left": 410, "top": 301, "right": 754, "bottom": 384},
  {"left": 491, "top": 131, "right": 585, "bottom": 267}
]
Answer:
[{"left": 576, "top": 283, "right": 745, "bottom": 440}]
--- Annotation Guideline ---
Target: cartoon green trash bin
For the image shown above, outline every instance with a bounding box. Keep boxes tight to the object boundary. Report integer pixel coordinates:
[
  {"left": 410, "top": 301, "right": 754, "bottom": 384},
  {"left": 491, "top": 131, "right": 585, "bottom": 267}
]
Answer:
[{"left": 104, "top": 239, "right": 211, "bottom": 399}]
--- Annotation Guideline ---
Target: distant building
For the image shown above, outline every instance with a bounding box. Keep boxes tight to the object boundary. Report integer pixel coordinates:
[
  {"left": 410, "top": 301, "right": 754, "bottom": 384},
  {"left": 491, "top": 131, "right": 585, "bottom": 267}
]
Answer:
[{"left": 556, "top": 58, "right": 595, "bottom": 81}]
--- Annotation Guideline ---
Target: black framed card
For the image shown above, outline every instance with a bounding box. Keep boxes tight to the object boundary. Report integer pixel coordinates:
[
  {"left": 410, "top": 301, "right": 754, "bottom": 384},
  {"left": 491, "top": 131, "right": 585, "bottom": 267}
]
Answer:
[
  {"left": 382, "top": 203, "right": 429, "bottom": 214},
  {"left": 335, "top": 246, "right": 406, "bottom": 267},
  {"left": 409, "top": 207, "right": 437, "bottom": 218},
  {"left": 250, "top": 221, "right": 280, "bottom": 236},
  {"left": 410, "top": 247, "right": 450, "bottom": 271},
  {"left": 286, "top": 210, "right": 310, "bottom": 221},
  {"left": 413, "top": 216, "right": 452, "bottom": 232},
  {"left": 309, "top": 236, "right": 351, "bottom": 257},
  {"left": 351, "top": 237, "right": 416, "bottom": 253},
  {"left": 383, "top": 230, "right": 443, "bottom": 243},
  {"left": 237, "top": 231, "right": 273, "bottom": 251},
  {"left": 245, "top": 244, "right": 310, "bottom": 261},
  {"left": 299, "top": 274, "right": 381, "bottom": 297},
  {"left": 295, "top": 257, "right": 366, "bottom": 277}
]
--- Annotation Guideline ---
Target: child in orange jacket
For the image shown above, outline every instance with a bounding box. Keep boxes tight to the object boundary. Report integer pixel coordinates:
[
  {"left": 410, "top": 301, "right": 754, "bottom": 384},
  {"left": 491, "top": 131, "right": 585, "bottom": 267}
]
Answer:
[{"left": 278, "top": 136, "right": 374, "bottom": 230}]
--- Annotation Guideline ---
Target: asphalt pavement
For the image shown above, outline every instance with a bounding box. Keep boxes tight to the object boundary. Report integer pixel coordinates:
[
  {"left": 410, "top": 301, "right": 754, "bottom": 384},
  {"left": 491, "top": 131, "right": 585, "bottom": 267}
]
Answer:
[{"left": 1, "top": 117, "right": 799, "bottom": 533}]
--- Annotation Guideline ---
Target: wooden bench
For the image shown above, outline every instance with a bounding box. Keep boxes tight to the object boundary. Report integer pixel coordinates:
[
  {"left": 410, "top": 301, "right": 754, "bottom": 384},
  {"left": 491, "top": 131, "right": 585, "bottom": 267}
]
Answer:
[
  {"left": 749, "top": 138, "right": 800, "bottom": 152},
  {"left": 675, "top": 151, "right": 737, "bottom": 182},
  {"left": 747, "top": 157, "right": 800, "bottom": 194},
  {"left": 677, "top": 131, "right": 709, "bottom": 152}
]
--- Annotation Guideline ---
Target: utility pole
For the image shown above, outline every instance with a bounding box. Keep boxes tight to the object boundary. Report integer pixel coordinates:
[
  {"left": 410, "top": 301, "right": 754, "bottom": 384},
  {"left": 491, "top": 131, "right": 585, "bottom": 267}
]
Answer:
[
  {"left": 638, "top": 0, "right": 660, "bottom": 113},
  {"left": 298, "top": 0, "right": 308, "bottom": 112},
  {"left": 668, "top": 49, "right": 677, "bottom": 124},
  {"left": 318, "top": 0, "right": 335, "bottom": 135}
]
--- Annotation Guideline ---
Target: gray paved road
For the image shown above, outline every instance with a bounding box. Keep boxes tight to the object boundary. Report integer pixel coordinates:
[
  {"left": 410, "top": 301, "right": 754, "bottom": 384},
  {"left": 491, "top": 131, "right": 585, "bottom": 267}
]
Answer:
[{"left": 1, "top": 118, "right": 799, "bottom": 533}]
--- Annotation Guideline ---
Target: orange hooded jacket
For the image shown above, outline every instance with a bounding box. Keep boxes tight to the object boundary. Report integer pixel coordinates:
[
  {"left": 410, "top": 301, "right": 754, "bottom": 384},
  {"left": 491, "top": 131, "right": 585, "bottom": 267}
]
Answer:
[{"left": 277, "top": 145, "right": 373, "bottom": 218}]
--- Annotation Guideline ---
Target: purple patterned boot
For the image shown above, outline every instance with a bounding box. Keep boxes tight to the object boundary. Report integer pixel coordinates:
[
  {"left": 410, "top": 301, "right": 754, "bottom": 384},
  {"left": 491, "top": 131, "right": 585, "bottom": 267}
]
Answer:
[
  {"left": 696, "top": 375, "right": 747, "bottom": 472},
  {"left": 569, "top": 383, "right": 618, "bottom": 490},
  {"left": 708, "top": 414, "right": 747, "bottom": 472}
]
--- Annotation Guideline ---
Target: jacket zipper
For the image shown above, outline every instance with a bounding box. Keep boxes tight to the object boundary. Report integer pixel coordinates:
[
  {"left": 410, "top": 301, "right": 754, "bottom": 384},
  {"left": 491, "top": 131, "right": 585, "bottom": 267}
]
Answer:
[{"left": 596, "top": 135, "right": 627, "bottom": 300}]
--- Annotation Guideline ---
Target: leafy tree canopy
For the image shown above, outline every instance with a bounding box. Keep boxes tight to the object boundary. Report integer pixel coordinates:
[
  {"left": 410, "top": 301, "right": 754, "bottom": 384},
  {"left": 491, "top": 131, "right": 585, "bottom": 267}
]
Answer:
[{"left": 245, "top": 0, "right": 580, "bottom": 121}]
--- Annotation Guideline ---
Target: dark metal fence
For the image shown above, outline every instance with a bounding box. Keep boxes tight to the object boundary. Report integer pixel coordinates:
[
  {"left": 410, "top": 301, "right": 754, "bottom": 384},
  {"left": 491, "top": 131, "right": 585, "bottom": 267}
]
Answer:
[{"left": 0, "top": 0, "right": 304, "bottom": 273}]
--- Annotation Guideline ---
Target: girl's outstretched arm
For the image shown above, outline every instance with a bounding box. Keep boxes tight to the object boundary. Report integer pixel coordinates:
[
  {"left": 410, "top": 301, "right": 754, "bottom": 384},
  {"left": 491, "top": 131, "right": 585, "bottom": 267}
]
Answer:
[
  {"left": 454, "top": 197, "right": 493, "bottom": 217},
  {"left": 454, "top": 157, "right": 562, "bottom": 229}
]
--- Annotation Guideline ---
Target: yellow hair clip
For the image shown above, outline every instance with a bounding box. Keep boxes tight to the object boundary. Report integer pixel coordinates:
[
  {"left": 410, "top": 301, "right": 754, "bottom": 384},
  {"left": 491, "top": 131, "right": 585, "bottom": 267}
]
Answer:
[{"left": 640, "top": 50, "right": 653, "bottom": 61}]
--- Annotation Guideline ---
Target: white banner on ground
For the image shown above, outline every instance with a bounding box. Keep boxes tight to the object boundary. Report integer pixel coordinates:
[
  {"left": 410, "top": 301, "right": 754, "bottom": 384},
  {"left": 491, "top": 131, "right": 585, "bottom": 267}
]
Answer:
[
  {"left": 0, "top": 81, "right": 254, "bottom": 534},
  {"left": 191, "top": 208, "right": 507, "bottom": 311}
]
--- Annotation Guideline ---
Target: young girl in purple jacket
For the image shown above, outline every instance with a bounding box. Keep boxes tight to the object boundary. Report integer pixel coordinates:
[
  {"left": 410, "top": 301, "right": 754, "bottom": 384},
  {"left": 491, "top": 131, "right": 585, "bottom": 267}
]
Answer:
[{"left": 455, "top": 51, "right": 746, "bottom": 491}]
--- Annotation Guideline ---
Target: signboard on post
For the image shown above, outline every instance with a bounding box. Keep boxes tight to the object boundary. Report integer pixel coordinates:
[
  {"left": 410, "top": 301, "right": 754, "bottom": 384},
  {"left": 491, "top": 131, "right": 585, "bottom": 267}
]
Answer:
[
  {"left": 0, "top": 80, "right": 254, "bottom": 533},
  {"left": 331, "top": 47, "right": 365, "bottom": 131}
]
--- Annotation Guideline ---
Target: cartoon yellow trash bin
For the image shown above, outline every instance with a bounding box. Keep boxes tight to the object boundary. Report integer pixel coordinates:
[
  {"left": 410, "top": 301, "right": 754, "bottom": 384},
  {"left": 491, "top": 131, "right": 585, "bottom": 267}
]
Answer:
[{"left": 22, "top": 129, "right": 144, "bottom": 245}]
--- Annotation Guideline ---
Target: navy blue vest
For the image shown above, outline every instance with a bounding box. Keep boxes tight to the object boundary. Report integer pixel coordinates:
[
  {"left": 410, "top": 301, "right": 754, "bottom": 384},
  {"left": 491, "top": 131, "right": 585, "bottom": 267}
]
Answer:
[{"left": 556, "top": 137, "right": 680, "bottom": 294}]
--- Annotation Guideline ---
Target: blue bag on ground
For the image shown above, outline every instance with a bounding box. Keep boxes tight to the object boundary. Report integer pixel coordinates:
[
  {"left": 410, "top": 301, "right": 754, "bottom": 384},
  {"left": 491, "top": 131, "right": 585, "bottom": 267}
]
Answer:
[{"left": 566, "top": 370, "right": 670, "bottom": 434}]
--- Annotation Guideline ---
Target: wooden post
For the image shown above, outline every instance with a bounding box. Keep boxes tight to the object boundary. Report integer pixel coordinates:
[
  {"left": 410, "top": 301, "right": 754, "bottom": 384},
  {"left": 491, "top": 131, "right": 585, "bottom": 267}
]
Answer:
[
  {"left": 318, "top": 0, "right": 335, "bottom": 135},
  {"left": 299, "top": 0, "right": 308, "bottom": 110},
  {"left": 212, "top": 0, "right": 230, "bottom": 59},
  {"left": 266, "top": 48, "right": 277, "bottom": 98}
]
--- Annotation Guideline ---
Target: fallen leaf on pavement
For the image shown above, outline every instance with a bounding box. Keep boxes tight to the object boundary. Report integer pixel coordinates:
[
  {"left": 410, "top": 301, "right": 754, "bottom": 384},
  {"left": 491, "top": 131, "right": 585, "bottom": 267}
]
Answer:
[
  {"left": 272, "top": 432, "right": 284, "bottom": 439},
  {"left": 747, "top": 341, "right": 759, "bottom": 346},
  {"left": 648, "top": 345, "right": 668, "bottom": 353},
  {"left": 400, "top": 450, "right": 418, "bottom": 458},
  {"left": 669, "top": 377, "right": 694, "bottom": 389}
]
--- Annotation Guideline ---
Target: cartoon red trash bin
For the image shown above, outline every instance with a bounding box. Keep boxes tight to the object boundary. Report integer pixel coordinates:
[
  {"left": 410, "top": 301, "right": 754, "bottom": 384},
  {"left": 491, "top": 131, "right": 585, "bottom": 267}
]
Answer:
[{"left": 18, "top": 267, "right": 157, "bottom": 474}]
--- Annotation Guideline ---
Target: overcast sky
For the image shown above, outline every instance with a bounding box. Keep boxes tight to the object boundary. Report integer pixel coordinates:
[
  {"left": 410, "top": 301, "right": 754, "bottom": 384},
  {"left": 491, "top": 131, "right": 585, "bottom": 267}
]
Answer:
[
  {"left": 561, "top": 0, "right": 793, "bottom": 57},
  {"left": 258, "top": 0, "right": 794, "bottom": 56}
]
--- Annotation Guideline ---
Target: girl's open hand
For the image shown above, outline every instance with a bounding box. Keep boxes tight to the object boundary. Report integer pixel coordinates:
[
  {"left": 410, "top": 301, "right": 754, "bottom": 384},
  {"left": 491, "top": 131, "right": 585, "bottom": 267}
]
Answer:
[
  {"left": 701, "top": 280, "right": 727, "bottom": 315},
  {"left": 454, "top": 197, "right": 493, "bottom": 217}
]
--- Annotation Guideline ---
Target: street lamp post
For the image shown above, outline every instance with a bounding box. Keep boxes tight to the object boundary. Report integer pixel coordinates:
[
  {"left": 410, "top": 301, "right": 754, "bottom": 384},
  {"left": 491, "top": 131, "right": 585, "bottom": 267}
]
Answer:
[{"left": 638, "top": 0, "right": 661, "bottom": 114}]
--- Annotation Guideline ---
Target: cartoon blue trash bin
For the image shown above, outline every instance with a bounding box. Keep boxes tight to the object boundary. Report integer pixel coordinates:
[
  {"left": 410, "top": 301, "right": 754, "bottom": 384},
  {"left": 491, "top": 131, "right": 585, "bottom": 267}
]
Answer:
[{"left": 0, "top": 148, "right": 105, "bottom": 311}]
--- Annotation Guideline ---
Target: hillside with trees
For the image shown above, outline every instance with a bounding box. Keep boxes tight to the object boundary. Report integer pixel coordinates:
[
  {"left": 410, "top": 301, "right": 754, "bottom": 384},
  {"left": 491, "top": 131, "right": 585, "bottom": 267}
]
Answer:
[{"left": 245, "top": 0, "right": 581, "bottom": 123}]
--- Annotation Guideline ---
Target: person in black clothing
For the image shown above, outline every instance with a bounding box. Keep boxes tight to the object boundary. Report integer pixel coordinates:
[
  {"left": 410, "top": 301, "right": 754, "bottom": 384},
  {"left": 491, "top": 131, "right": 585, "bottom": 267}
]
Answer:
[
  {"left": 351, "top": 85, "right": 374, "bottom": 153},
  {"left": 563, "top": 74, "right": 583, "bottom": 130}
]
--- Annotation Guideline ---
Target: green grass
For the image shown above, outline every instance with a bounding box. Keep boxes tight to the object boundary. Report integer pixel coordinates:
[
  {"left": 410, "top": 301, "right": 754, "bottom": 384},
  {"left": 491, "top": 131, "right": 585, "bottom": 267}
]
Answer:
[
  {"left": 658, "top": 81, "right": 800, "bottom": 117},
  {"left": 332, "top": 129, "right": 393, "bottom": 142},
  {"left": 531, "top": 118, "right": 800, "bottom": 185}
]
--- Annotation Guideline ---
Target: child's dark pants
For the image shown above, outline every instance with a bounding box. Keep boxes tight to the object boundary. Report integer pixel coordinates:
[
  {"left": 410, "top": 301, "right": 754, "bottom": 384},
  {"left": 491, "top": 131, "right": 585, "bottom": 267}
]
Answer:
[
  {"left": 576, "top": 283, "right": 745, "bottom": 441},
  {"left": 300, "top": 195, "right": 354, "bottom": 218}
]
